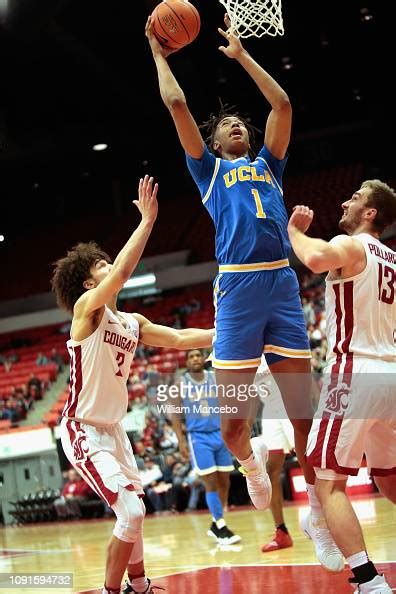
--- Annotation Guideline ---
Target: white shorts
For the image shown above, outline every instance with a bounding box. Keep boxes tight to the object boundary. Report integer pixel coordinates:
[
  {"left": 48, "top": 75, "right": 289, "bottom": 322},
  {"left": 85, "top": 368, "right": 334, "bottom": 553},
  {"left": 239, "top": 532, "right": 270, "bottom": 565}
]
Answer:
[
  {"left": 307, "top": 357, "right": 396, "bottom": 477},
  {"left": 61, "top": 417, "right": 144, "bottom": 506},
  {"left": 261, "top": 418, "right": 295, "bottom": 453}
]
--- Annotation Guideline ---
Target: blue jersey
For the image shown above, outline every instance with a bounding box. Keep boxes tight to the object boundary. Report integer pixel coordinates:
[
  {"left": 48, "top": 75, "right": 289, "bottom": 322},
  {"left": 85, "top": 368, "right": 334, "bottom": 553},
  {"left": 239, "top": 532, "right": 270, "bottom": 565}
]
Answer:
[
  {"left": 186, "top": 144, "right": 289, "bottom": 264},
  {"left": 180, "top": 370, "right": 220, "bottom": 433}
]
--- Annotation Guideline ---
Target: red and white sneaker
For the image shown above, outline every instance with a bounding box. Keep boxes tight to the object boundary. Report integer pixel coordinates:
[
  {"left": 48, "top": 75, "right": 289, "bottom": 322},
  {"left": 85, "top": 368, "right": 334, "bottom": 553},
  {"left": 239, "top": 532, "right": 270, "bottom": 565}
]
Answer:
[
  {"left": 239, "top": 436, "right": 272, "bottom": 510},
  {"left": 261, "top": 527, "right": 293, "bottom": 552}
]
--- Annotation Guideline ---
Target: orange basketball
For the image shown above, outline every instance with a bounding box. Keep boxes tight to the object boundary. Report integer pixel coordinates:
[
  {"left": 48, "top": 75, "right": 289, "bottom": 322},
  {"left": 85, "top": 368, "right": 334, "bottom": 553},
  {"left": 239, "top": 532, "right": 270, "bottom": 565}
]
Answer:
[{"left": 152, "top": 0, "right": 201, "bottom": 50}]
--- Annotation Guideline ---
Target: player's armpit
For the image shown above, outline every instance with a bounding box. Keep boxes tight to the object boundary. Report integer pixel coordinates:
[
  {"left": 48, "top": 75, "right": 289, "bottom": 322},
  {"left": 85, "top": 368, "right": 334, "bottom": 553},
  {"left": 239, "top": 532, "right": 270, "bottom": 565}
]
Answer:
[
  {"left": 134, "top": 313, "right": 214, "bottom": 348},
  {"left": 308, "top": 236, "right": 365, "bottom": 273},
  {"left": 74, "top": 269, "right": 128, "bottom": 317},
  {"left": 264, "top": 101, "right": 292, "bottom": 160}
]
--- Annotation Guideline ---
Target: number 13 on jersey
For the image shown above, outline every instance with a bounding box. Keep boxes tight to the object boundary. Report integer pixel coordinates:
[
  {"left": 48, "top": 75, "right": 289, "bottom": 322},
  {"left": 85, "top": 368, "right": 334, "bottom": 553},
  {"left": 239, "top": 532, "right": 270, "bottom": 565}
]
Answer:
[{"left": 378, "top": 262, "right": 396, "bottom": 304}]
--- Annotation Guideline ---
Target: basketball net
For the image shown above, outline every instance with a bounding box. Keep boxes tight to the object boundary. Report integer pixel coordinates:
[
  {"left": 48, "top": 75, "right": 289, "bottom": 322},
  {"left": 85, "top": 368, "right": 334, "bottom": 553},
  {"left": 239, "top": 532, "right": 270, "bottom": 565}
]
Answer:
[{"left": 218, "top": 0, "right": 284, "bottom": 38}]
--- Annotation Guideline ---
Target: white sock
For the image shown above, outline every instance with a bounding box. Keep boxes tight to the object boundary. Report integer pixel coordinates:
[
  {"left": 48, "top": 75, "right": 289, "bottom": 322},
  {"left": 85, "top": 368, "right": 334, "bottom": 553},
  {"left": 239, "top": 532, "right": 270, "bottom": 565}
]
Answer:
[
  {"left": 306, "top": 483, "right": 322, "bottom": 522},
  {"left": 131, "top": 576, "right": 149, "bottom": 593},
  {"left": 216, "top": 518, "right": 226, "bottom": 529},
  {"left": 346, "top": 551, "right": 369, "bottom": 569},
  {"left": 237, "top": 452, "right": 257, "bottom": 472}
]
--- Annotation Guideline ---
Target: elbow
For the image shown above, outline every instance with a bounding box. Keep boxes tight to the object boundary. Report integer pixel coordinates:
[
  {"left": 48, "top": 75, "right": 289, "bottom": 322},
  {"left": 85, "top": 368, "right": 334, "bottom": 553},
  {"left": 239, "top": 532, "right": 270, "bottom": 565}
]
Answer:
[
  {"left": 174, "top": 334, "right": 185, "bottom": 350},
  {"left": 305, "top": 253, "right": 327, "bottom": 274},
  {"left": 166, "top": 95, "right": 187, "bottom": 111},
  {"left": 274, "top": 94, "right": 291, "bottom": 112}
]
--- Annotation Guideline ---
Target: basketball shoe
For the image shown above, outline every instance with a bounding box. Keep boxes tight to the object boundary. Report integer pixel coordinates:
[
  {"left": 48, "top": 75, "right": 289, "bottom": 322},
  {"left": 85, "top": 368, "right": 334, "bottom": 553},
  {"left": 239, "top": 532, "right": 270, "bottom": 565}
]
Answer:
[
  {"left": 122, "top": 578, "right": 165, "bottom": 593},
  {"left": 207, "top": 522, "right": 241, "bottom": 544},
  {"left": 239, "top": 436, "right": 272, "bottom": 510},
  {"left": 261, "top": 527, "right": 293, "bottom": 552},
  {"left": 349, "top": 574, "right": 393, "bottom": 593},
  {"left": 301, "top": 512, "right": 344, "bottom": 572}
]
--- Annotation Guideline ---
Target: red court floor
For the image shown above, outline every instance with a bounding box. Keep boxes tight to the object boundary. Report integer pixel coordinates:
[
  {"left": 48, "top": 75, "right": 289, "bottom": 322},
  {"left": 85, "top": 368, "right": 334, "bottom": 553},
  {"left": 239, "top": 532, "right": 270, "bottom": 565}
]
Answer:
[{"left": 77, "top": 563, "right": 396, "bottom": 594}]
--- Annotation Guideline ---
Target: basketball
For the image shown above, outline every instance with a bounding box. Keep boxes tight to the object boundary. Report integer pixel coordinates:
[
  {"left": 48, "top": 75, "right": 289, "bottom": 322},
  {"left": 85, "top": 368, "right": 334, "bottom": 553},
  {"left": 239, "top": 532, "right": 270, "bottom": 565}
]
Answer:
[{"left": 152, "top": 0, "right": 201, "bottom": 50}]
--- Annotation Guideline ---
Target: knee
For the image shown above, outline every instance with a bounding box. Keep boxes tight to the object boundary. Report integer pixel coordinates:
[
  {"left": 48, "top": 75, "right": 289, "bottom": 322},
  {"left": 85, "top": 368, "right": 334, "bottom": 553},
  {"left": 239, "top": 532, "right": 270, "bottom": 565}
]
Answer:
[
  {"left": 290, "top": 418, "right": 312, "bottom": 437},
  {"left": 221, "top": 422, "right": 249, "bottom": 448},
  {"left": 113, "top": 493, "right": 145, "bottom": 544},
  {"left": 315, "top": 479, "right": 331, "bottom": 501},
  {"left": 267, "top": 466, "right": 281, "bottom": 482},
  {"left": 374, "top": 477, "right": 396, "bottom": 504}
]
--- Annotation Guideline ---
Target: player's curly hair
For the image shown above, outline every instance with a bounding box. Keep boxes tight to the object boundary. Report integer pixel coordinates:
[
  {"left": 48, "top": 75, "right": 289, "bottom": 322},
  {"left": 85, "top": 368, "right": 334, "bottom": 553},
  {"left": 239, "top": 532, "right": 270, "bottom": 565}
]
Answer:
[
  {"left": 362, "top": 180, "right": 396, "bottom": 233},
  {"left": 200, "top": 100, "right": 260, "bottom": 159},
  {"left": 51, "top": 242, "right": 112, "bottom": 313}
]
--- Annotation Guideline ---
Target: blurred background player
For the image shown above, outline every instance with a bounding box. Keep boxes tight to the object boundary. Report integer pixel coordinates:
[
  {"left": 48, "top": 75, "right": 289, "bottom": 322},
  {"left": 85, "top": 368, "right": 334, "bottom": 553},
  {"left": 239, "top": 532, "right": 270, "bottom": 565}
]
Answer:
[
  {"left": 288, "top": 179, "right": 396, "bottom": 593},
  {"left": 145, "top": 13, "right": 343, "bottom": 571},
  {"left": 255, "top": 357, "right": 294, "bottom": 552},
  {"left": 170, "top": 349, "right": 241, "bottom": 545},
  {"left": 51, "top": 176, "right": 214, "bottom": 594}
]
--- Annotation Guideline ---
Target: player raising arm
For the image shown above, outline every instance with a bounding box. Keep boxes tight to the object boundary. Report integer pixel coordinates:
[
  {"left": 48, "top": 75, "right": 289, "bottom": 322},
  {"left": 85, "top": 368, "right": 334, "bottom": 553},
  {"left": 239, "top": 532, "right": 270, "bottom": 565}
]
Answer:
[
  {"left": 145, "top": 11, "right": 344, "bottom": 570},
  {"left": 288, "top": 180, "right": 396, "bottom": 594},
  {"left": 51, "top": 175, "right": 213, "bottom": 594}
]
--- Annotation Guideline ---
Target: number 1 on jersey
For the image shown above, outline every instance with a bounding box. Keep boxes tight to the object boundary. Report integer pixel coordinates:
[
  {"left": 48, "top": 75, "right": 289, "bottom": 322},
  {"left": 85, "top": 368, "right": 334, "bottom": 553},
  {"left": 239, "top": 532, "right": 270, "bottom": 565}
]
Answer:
[{"left": 251, "top": 189, "right": 266, "bottom": 219}]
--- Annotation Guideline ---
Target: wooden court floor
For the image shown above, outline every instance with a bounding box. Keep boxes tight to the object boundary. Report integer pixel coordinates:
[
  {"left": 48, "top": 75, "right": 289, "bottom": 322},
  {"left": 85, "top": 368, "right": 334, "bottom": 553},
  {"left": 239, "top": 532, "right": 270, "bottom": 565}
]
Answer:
[{"left": 0, "top": 495, "right": 394, "bottom": 593}]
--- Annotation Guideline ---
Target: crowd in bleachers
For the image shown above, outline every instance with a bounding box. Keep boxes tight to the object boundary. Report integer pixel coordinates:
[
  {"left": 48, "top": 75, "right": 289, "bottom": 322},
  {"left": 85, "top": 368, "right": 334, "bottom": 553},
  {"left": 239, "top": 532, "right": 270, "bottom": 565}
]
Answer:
[{"left": 0, "top": 325, "right": 68, "bottom": 427}]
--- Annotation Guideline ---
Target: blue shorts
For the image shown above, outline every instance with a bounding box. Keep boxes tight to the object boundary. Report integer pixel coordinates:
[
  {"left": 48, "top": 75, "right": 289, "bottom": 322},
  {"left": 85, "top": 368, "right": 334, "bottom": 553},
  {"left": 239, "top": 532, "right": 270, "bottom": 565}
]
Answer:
[
  {"left": 187, "top": 430, "right": 234, "bottom": 475},
  {"left": 212, "top": 265, "right": 311, "bottom": 369}
]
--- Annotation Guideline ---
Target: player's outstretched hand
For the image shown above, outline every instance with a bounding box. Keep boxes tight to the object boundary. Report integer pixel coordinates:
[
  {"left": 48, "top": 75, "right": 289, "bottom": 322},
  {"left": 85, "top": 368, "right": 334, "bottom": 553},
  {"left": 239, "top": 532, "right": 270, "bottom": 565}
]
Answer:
[
  {"left": 145, "top": 15, "right": 178, "bottom": 59},
  {"left": 218, "top": 13, "right": 244, "bottom": 59},
  {"left": 288, "top": 205, "right": 314, "bottom": 234},
  {"left": 134, "top": 175, "right": 159, "bottom": 224}
]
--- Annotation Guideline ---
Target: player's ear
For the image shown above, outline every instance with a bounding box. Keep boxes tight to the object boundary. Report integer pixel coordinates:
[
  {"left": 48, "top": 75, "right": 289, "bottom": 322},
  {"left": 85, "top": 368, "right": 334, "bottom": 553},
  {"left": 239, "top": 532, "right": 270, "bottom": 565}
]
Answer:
[
  {"left": 213, "top": 140, "right": 221, "bottom": 152},
  {"left": 365, "top": 207, "right": 377, "bottom": 222},
  {"left": 83, "top": 278, "right": 95, "bottom": 290}
]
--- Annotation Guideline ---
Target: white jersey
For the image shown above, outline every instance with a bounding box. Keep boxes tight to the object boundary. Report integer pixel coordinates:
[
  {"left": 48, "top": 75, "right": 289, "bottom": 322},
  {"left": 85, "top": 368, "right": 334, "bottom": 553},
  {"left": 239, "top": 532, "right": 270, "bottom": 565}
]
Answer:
[
  {"left": 63, "top": 306, "right": 139, "bottom": 425},
  {"left": 326, "top": 233, "right": 396, "bottom": 364}
]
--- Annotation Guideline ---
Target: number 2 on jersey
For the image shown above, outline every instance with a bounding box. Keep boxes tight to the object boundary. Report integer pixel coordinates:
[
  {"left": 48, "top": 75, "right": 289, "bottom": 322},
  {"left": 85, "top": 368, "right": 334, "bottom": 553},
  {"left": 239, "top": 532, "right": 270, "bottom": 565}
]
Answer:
[
  {"left": 378, "top": 262, "right": 396, "bottom": 304},
  {"left": 115, "top": 351, "right": 125, "bottom": 377},
  {"left": 251, "top": 189, "right": 266, "bottom": 219}
]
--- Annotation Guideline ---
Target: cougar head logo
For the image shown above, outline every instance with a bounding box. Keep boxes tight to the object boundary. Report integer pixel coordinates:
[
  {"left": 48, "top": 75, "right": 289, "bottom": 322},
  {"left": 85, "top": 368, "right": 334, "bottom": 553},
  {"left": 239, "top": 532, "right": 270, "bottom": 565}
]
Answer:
[
  {"left": 73, "top": 434, "right": 89, "bottom": 461},
  {"left": 324, "top": 383, "right": 350, "bottom": 415}
]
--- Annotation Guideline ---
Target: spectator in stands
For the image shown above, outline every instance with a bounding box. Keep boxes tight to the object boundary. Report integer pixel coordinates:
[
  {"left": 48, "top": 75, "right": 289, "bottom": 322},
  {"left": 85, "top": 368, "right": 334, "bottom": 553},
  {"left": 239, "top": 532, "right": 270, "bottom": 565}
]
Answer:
[
  {"left": 36, "top": 352, "right": 48, "bottom": 366},
  {"left": 307, "top": 324, "right": 323, "bottom": 349},
  {"left": 311, "top": 347, "right": 326, "bottom": 382},
  {"left": 133, "top": 440, "right": 147, "bottom": 458},
  {"left": 2, "top": 398, "right": 18, "bottom": 423},
  {"left": 318, "top": 310, "right": 326, "bottom": 334},
  {"left": 158, "top": 421, "right": 178, "bottom": 453},
  {"left": 0, "top": 353, "right": 18, "bottom": 372},
  {"left": 142, "top": 414, "right": 160, "bottom": 452},
  {"left": 54, "top": 468, "right": 95, "bottom": 520},
  {"left": 302, "top": 297, "right": 316, "bottom": 326},
  {"left": 185, "top": 471, "right": 205, "bottom": 511},
  {"left": 141, "top": 457, "right": 172, "bottom": 512},
  {"left": 7, "top": 351, "right": 19, "bottom": 365},
  {"left": 0, "top": 401, "right": 7, "bottom": 421},
  {"left": 27, "top": 373, "right": 42, "bottom": 399},
  {"left": 169, "top": 460, "right": 193, "bottom": 512},
  {"left": 144, "top": 364, "right": 160, "bottom": 399},
  {"left": 50, "top": 348, "right": 65, "bottom": 372}
]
